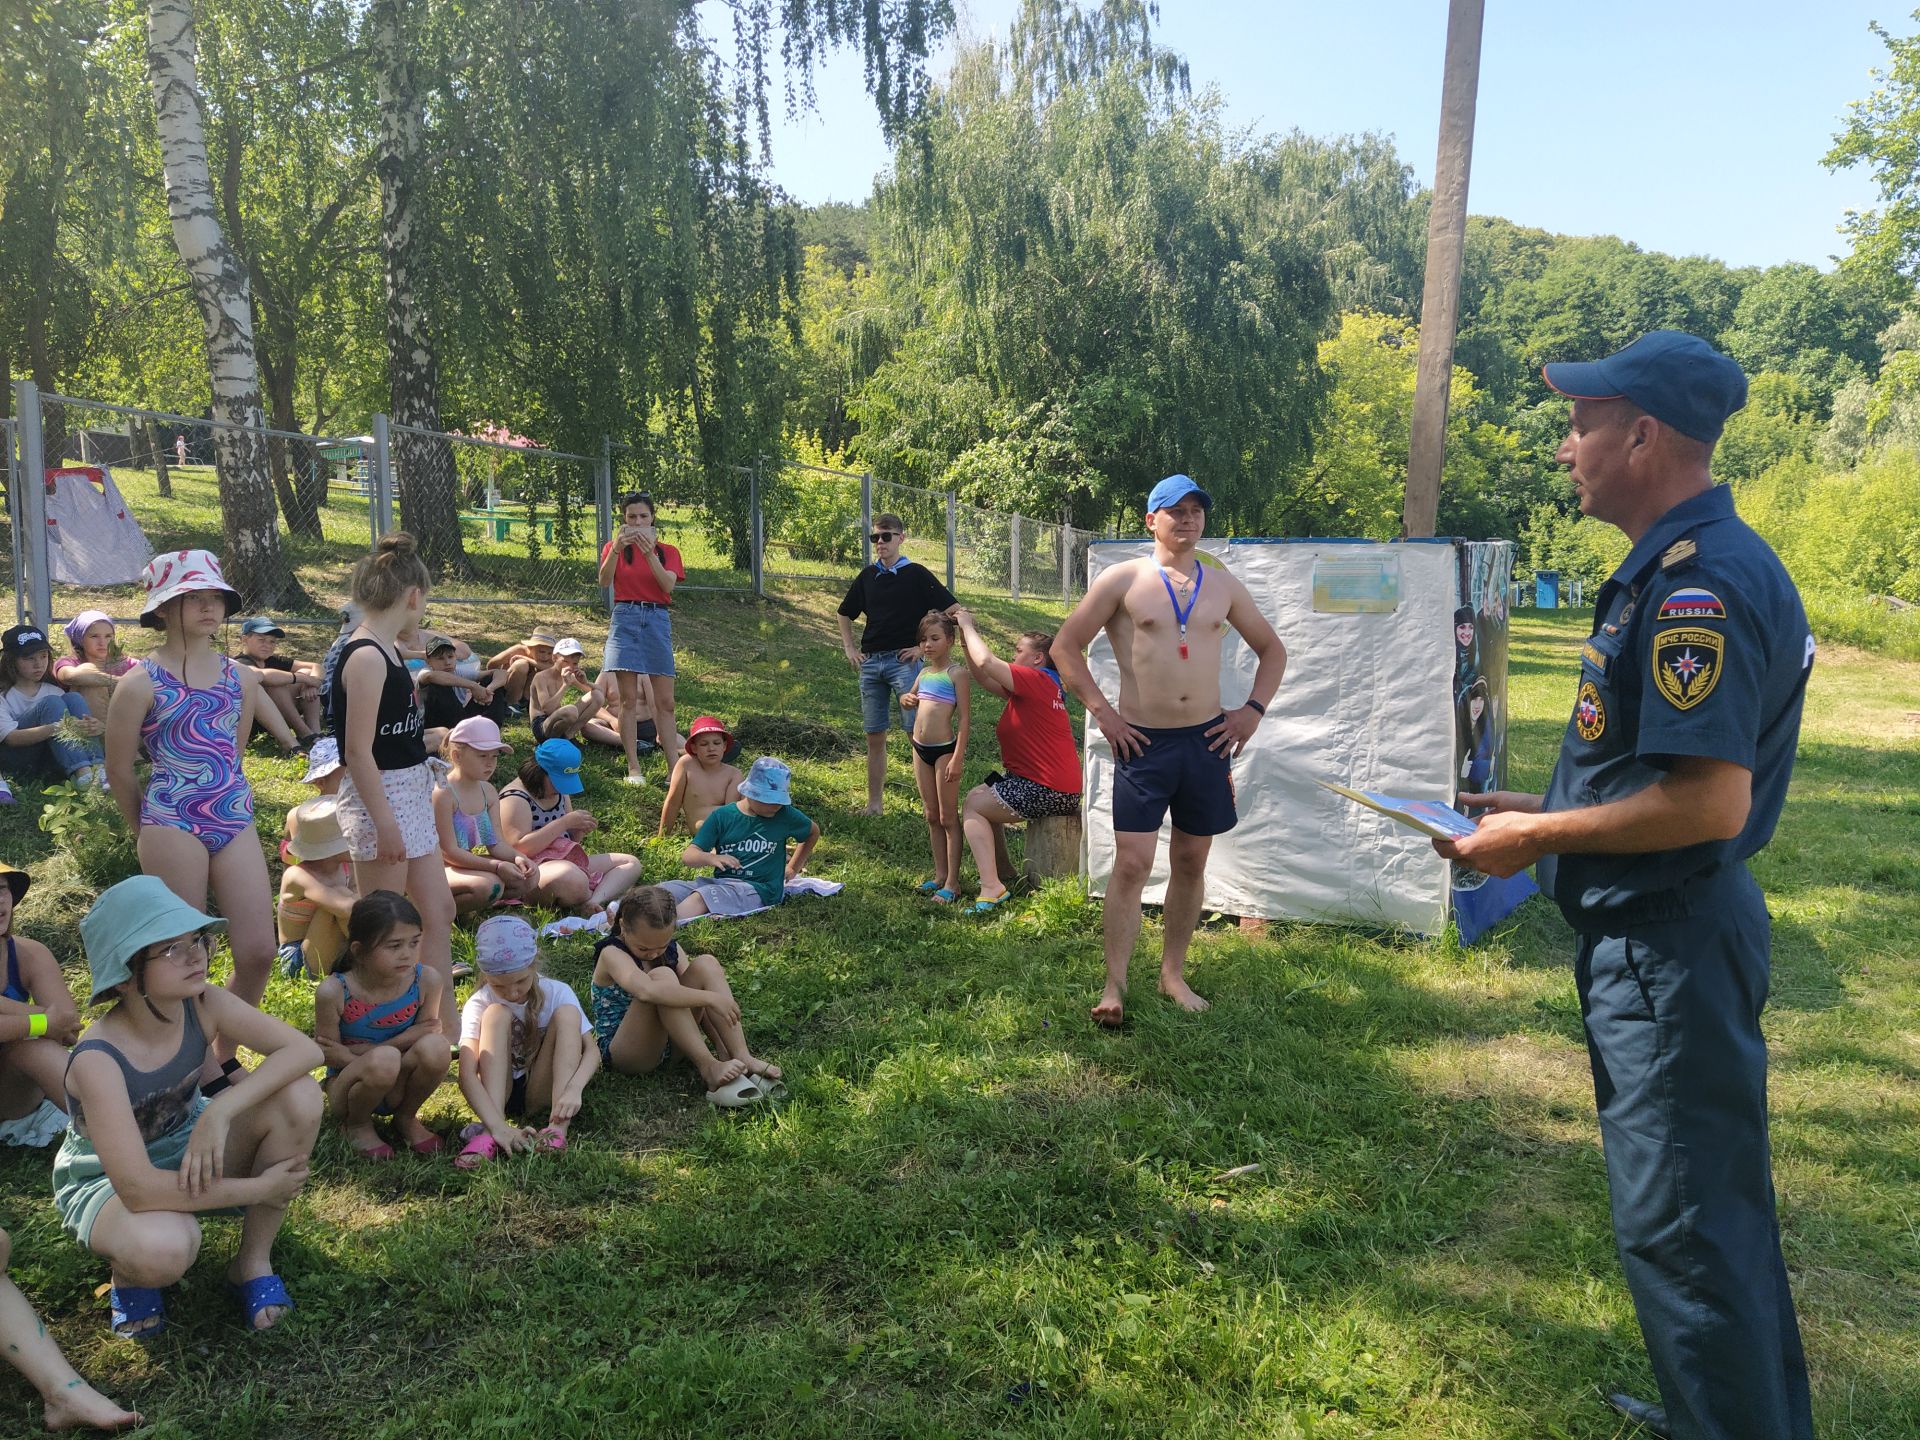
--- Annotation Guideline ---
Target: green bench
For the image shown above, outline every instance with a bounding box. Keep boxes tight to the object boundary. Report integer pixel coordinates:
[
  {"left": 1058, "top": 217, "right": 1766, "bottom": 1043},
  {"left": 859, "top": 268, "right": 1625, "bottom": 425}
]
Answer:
[{"left": 461, "top": 511, "right": 555, "bottom": 543}]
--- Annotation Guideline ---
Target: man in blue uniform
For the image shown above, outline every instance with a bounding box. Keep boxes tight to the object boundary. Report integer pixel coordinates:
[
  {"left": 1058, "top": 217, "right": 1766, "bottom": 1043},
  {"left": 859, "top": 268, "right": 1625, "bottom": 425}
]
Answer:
[{"left": 1437, "top": 331, "right": 1817, "bottom": 1440}]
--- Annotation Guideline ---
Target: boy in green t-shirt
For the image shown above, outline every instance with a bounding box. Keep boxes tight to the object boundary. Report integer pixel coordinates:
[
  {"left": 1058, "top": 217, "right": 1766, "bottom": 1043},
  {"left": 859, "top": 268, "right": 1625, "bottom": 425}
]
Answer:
[{"left": 665, "top": 757, "right": 820, "bottom": 919}]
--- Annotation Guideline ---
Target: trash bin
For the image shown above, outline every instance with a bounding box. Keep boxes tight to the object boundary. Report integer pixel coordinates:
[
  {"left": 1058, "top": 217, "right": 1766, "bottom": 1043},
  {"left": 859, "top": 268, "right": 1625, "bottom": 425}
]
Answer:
[{"left": 1534, "top": 570, "right": 1560, "bottom": 609}]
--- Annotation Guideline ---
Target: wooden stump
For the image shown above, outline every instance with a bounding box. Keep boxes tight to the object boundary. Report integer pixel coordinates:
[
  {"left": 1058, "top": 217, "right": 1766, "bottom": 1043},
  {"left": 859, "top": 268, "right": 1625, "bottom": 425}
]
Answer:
[{"left": 1023, "top": 812, "right": 1083, "bottom": 884}]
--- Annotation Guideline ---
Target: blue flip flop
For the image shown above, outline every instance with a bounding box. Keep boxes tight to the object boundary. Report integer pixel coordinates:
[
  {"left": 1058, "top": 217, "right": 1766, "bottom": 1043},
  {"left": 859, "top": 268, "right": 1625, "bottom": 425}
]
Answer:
[
  {"left": 230, "top": 1274, "right": 295, "bottom": 1333},
  {"left": 109, "top": 1284, "right": 167, "bottom": 1341},
  {"left": 932, "top": 888, "right": 958, "bottom": 904},
  {"left": 969, "top": 893, "right": 1009, "bottom": 916},
  {"left": 915, "top": 879, "right": 942, "bottom": 895}
]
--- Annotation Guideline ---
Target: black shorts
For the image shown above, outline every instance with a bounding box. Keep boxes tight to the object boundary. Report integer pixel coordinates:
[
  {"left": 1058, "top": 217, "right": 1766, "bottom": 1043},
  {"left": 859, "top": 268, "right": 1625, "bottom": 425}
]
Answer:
[{"left": 1111, "top": 716, "right": 1236, "bottom": 836}]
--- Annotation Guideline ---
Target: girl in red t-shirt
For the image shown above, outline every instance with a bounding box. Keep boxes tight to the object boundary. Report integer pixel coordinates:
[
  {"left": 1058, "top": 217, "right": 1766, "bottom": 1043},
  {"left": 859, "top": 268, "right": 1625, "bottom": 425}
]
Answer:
[{"left": 596, "top": 493, "right": 686, "bottom": 785}]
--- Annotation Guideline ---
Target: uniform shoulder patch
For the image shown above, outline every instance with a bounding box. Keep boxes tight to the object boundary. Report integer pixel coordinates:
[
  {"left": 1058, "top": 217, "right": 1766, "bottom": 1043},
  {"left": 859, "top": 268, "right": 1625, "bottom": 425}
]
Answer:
[
  {"left": 1656, "top": 587, "right": 1725, "bottom": 621},
  {"left": 1659, "top": 537, "right": 1698, "bottom": 572},
  {"left": 1574, "top": 680, "right": 1606, "bottom": 741},
  {"left": 1652, "top": 627, "right": 1723, "bottom": 710}
]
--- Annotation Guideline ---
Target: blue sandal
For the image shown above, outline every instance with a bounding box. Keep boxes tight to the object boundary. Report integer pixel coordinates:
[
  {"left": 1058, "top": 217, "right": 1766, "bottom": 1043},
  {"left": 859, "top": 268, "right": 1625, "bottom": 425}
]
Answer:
[
  {"left": 969, "top": 893, "right": 1009, "bottom": 916},
  {"left": 109, "top": 1284, "right": 167, "bottom": 1341},
  {"left": 932, "top": 888, "right": 958, "bottom": 904},
  {"left": 230, "top": 1274, "right": 295, "bottom": 1333},
  {"left": 915, "top": 879, "right": 942, "bottom": 895}
]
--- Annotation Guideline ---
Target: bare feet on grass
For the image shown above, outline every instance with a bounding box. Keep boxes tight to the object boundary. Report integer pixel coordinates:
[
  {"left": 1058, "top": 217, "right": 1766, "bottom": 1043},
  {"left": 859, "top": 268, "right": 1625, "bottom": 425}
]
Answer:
[
  {"left": 740, "top": 1056, "right": 782, "bottom": 1081},
  {"left": 1158, "top": 974, "right": 1211, "bottom": 1013},
  {"left": 1090, "top": 991, "right": 1125, "bottom": 1029},
  {"left": 42, "top": 1379, "right": 140, "bottom": 1433}
]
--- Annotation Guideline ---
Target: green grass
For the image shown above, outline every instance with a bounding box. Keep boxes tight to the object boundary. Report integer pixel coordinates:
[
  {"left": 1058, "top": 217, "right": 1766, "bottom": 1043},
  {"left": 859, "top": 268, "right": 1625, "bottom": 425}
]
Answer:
[{"left": 0, "top": 595, "right": 1913, "bottom": 1438}]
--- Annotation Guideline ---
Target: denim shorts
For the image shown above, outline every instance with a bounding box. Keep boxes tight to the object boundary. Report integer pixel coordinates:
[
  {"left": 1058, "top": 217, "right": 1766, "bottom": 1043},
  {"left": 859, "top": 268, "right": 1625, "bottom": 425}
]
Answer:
[
  {"left": 858, "top": 652, "right": 921, "bottom": 735},
  {"left": 604, "top": 602, "right": 675, "bottom": 676}
]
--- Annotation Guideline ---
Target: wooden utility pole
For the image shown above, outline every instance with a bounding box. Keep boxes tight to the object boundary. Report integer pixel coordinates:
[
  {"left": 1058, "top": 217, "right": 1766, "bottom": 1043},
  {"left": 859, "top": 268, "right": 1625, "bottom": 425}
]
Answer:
[{"left": 1402, "top": 0, "right": 1486, "bottom": 538}]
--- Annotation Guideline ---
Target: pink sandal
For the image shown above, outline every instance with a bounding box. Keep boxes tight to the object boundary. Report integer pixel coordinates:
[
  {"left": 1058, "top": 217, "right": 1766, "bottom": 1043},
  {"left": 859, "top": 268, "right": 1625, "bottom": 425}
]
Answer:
[{"left": 454, "top": 1131, "right": 500, "bottom": 1169}]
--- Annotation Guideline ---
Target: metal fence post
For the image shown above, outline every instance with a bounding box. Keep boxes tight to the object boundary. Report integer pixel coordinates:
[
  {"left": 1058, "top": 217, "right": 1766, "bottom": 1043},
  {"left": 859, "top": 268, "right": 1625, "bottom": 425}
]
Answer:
[
  {"left": 3, "top": 418, "right": 19, "bottom": 625},
  {"left": 1010, "top": 513, "right": 1022, "bottom": 601},
  {"left": 370, "top": 413, "right": 394, "bottom": 541},
  {"left": 597, "top": 437, "right": 615, "bottom": 613},
  {"left": 1060, "top": 509, "right": 1071, "bottom": 600},
  {"left": 13, "top": 381, "right": 51, "bottom": 626},
  {"left": 751, "top": 455, "right": 767, "bottom": 599},
  {"left": 946, "top": 489, "right": 957, "bottom": 592},
  {"left": 860, "top": 472, "right": 873, "bottom": 569}
]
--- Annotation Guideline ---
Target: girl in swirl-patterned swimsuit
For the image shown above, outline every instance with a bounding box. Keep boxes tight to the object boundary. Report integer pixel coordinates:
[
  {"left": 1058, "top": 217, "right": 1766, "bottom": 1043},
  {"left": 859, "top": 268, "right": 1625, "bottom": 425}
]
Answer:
[
  {"left": 105, "top": 550, "right": 283, "bottom": 1078},
  {"left": 139, "top": 654, "right": 252, "bottom": 851}
]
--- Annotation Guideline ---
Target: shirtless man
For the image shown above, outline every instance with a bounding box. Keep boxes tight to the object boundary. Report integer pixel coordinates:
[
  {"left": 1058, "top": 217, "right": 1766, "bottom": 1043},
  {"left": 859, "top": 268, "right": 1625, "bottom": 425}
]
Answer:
[
  {"left": 1052, "top": 475, "right": 1287, "bottom": 1025},
  {"left": 657, "top": 715, "right": 745, "bottom": 836}
]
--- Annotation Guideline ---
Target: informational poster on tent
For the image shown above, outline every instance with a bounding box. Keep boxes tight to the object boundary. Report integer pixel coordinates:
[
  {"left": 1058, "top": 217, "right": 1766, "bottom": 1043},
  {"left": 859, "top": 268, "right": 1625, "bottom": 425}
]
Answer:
[
  {"left": 1081, "top": 537, "right": 1535, "bottom": 940},
  {"left": 1448, "top": 542, "right": 1537, "bottom": 942}
]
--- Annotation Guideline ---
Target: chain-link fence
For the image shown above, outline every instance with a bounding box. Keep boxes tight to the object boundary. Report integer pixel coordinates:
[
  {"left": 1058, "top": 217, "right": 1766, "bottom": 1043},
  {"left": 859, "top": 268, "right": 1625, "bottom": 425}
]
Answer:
[{"left": 8, "top": 381, "right": 1098, "bottom": 636}]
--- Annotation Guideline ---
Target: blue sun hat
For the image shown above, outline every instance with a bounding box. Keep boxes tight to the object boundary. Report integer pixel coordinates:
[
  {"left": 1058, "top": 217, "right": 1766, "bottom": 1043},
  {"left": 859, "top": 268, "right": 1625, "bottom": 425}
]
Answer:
[
  {"left": 533, "top": 737, "right": 584, "bottom": 795},
  {"left": 739, "top": 756, "right": 793, "bottom": 807},
  {"left": 80, "top": 875, "right": 224, "bottom": 1004}
]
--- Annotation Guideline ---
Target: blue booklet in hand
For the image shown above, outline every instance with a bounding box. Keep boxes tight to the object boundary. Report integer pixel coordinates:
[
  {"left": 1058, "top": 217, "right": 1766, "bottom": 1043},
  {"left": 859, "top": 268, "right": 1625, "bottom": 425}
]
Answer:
[{"left": 1317, "top": 779, "right": 1479, "bottom": 841}]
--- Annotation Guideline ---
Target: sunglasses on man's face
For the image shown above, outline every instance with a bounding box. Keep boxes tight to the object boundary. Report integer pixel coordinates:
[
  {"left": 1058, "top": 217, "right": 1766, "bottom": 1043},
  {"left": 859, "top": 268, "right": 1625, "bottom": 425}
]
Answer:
[{"left": 870, "top": 531, "right": 899, "bottom": 543}]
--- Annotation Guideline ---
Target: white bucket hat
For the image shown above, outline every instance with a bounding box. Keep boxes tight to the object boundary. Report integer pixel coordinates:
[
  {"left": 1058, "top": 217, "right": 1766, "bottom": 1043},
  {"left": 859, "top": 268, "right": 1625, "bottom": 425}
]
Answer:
[{"left": 138, "top": 549, "right": 241, "bottom": 629}]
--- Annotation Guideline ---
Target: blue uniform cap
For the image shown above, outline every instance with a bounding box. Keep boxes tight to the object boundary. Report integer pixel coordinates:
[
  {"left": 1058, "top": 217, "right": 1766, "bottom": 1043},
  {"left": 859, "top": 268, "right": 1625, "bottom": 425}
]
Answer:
[
  {"left": 1147, "top": 474, "right": 1211, "bottom": 514},
  {"left": 533, "top": 737, "right": 585, "bottom": 795},
  {"left": 240, "top": 616, "right": 285, "bottom": 637},
  {"left": 1543, "top": 330, "right": 1748, "bottom": 444}
]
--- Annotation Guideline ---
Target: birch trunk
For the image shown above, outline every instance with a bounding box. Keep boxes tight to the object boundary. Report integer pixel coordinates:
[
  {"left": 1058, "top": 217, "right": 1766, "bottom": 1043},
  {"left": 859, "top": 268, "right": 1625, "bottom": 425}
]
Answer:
[
  {"left": 368, "top": 0, "right": 468, "bottom": 576},
  {"left": 146, "top": 0, "right": 305, "bottom": 607}
]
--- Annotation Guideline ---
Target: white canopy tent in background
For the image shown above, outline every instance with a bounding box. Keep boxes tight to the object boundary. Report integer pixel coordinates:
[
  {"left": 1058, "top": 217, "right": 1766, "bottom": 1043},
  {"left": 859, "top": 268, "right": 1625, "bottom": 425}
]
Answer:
[
  {"left": 1082, "top": 537, "right": 1532, "bottom": 939},
  {"left": 42, "top": 466, "right": 153, "bottom": 586}
]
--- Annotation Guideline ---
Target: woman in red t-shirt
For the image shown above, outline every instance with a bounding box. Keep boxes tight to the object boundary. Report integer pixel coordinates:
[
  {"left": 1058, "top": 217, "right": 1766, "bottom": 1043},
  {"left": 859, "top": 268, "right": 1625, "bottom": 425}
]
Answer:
[
  {"left": 596, "top": 492, "right": 687, "bottom": 784},
  {"left": 950, "top": 607, "right": 1083, "bottom": 914}
]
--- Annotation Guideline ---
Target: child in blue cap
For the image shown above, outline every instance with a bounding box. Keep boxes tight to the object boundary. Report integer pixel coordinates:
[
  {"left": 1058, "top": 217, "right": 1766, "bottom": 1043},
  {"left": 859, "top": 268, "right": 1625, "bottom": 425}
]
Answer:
[
  {"left": 665, "top": 757, "right": 820, "bottom": 919},
  {"left": 496, "top": 739, "right": 642, "bottom": 914},
  {"left": 54, "top": 876, "right": 323, "bottom": 1340}
]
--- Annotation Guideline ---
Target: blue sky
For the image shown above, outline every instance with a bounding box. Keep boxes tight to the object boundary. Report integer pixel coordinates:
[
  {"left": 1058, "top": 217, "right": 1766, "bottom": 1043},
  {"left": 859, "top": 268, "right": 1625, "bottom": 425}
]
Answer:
[{"left": 724, "top": 0, "right": 1906, "bottom": 271}]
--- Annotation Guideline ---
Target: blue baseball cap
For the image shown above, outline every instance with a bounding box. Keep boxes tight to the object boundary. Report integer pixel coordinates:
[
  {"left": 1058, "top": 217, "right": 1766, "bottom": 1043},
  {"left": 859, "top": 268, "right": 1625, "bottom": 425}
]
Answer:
[
  {"left": 1542, "top": 330, "right": 1748, "bottom": 444},
  {"left": 1147, "top": 474, "right": 1211, "bottom": 514},
  {"left": 240, "top": 616, "right": 285, "bottom": 637},
  {"left": 533, "top": 737, "right": 585, "bottom": 795},
  {"left": 739, "top": 756, "right": 793, "bottom": 807}
]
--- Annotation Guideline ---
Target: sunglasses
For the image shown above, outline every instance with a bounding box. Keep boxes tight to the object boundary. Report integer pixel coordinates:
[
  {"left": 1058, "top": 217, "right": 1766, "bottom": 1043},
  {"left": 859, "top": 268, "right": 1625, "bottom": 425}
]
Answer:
[{"left": 870, "top": 531, "right": 899, "bottom": 543}]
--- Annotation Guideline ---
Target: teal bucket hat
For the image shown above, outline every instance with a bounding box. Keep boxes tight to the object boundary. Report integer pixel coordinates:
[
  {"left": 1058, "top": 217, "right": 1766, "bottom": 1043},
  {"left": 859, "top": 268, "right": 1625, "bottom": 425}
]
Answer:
[{"left": 80, "top": 875, "right": 224, "bottom": 1004}]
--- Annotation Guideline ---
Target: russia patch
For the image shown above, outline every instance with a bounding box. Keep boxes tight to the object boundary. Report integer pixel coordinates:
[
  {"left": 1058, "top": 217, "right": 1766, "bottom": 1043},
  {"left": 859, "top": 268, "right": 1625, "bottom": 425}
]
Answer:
[{"left": 1657, "top": 587, "right": 1726, "bottom": 621}]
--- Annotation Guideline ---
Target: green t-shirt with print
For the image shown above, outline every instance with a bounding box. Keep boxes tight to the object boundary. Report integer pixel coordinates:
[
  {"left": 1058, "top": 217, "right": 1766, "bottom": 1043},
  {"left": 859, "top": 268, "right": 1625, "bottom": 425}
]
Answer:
[{"left": 691, "top": 802, "right": 814, "bottom": 906}]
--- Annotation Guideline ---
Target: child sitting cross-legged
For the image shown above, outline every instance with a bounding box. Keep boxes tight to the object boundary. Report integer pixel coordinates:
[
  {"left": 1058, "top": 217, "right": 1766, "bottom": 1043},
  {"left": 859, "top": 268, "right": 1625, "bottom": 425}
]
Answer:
[
  {"left": 52, "top": 610, "right": 136, "bottom": 722},
  {"left": 314, "top": 891, "right": 451, "bottom": 1160},
  {"left": 526, "top": 639, "right": 618, "bottom": 748},
  {"left": 433, "top": 717, "right": 535, "bottom": 913},
  {"left": 665, "top": 757, "right": 819, "bottom": 921},
  {"left": 590, "top": 887, "right": 782, "bottom": 1108},
  {"left": 455, "top": 916, "right": 599, "bottom": 1166},
  {"left": 656, "top": 715, "right": 743, "bottom": 837}
]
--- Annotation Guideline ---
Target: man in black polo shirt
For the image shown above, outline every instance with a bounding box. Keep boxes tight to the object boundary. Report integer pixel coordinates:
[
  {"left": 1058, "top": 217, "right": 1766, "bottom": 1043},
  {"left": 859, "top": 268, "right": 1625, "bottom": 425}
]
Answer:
[{"left": 837, "top": 513, "right": 957, "bottom": 814}]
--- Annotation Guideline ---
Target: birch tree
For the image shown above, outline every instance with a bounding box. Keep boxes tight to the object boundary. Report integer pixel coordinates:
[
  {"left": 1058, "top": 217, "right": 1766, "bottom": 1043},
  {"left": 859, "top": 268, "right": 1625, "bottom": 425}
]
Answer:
[
  {"left": 367, "top": 0, "right": 464, "bottom": 574},
  {"left": 145, "top": 0, "right": 304, "bottom": 605}
]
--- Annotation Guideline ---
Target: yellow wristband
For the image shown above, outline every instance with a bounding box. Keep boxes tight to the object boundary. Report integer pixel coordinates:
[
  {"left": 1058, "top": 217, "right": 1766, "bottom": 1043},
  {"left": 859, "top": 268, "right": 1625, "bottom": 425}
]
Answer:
[{"left": 27, "top": 1012, "right": 47, "bottom": 1038}]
